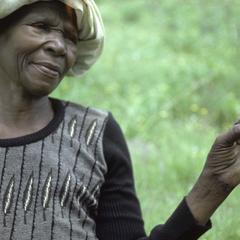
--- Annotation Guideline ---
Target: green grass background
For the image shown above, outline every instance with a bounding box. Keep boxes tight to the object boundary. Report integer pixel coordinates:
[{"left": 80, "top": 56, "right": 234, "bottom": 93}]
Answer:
[{"left": 52, "top": 1, "right": 240, "bottom": 239}]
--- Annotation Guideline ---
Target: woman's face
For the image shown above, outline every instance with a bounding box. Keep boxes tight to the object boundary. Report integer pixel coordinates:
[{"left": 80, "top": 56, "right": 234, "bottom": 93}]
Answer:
[{"left": 0, "top": 1, "right": 78, "bottom": 97}]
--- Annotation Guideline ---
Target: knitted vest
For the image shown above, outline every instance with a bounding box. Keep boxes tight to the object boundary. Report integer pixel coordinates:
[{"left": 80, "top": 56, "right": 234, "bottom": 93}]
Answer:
[{"left": 0, "top": 99, "right": 108, "bottom": 240}]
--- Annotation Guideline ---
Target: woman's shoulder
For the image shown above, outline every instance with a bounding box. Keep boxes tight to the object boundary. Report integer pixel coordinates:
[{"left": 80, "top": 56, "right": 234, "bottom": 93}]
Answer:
[
  {"left": 55, "top": 97, "right": 110, "bottom": 122},
  {"left": 54, "top": 98, "right": 111, "bottom": 146}
]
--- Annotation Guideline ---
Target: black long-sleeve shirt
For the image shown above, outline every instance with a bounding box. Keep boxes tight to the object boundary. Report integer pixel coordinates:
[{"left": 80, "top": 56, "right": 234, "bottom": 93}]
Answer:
[{"left": 96, "top": 113, "right": 211, "bottom": 239}]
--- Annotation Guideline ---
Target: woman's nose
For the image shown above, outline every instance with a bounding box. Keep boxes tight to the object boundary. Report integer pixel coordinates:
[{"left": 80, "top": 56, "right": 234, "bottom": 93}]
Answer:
[{"left": 43, "top": 33, "right": 66, "bottom": 57}]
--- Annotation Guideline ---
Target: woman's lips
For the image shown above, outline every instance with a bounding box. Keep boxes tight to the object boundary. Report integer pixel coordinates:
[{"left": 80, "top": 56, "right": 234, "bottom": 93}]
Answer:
[{"left": 31, "top": 62, "right": 61, "bottom": 78}]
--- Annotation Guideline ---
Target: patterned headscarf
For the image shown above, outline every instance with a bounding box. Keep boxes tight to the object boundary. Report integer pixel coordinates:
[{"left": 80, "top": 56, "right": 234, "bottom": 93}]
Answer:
[{"left": 0, "top": 0, "right": 104, "bottom": 76}]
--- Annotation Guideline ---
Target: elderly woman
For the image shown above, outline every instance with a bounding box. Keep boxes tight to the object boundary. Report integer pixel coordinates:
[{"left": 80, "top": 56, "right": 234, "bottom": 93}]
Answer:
[{"left": 0, "top": 0, "right": 239, "bottom": 240}]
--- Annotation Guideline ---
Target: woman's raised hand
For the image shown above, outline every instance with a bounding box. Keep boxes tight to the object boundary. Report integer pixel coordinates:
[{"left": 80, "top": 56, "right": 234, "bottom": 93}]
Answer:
[{"left": 186, "top": 123, "right": 240, "bottom": 225}]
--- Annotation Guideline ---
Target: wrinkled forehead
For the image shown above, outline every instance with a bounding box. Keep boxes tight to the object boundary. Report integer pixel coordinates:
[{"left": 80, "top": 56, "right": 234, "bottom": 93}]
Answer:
[
  {"left": 0, "top": 1, "right": 81, "bottom": 31},
  {"left": 20, "top": 1, "right": 77, "bottom": 26}
]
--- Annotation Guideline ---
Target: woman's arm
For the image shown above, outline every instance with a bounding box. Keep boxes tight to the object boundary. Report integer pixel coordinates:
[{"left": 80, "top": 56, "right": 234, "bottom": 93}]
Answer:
[{"left": 95, "top": 113, "right": 211, "bottom": 240}]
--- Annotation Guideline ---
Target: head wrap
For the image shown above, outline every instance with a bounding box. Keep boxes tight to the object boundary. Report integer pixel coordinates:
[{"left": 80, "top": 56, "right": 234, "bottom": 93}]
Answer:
[{"left": 0, "top": 0, "right": 104, "bottom": 76}]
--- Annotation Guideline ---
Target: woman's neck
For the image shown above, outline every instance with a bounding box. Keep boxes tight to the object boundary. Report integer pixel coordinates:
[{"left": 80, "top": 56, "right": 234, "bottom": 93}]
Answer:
[{"left": 0, "top": 92, "right": 54, "bottom": 139}]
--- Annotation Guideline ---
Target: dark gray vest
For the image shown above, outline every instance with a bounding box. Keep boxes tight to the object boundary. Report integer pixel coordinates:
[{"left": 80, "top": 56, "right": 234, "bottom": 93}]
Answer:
[{"left": 0, "top": 100, "right": 108, "bottom": 240}]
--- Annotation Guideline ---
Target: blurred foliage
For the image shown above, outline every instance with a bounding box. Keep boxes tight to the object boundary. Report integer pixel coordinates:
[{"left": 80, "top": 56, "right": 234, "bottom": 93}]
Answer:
[
  {"left": 54, "top": 0, "right": 240, "bottom": 133},
  {"left": 52, "top": 1, "right": 240, "bottom": 239}
]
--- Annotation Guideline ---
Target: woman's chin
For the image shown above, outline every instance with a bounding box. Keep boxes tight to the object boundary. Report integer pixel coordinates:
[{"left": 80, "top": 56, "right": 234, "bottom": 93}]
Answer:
[
  {"left": 21, "top": 72, "right": 61, "bottom": 97},
  {"left": 22, "top": 79, "right": 59, "bottom": 97}
]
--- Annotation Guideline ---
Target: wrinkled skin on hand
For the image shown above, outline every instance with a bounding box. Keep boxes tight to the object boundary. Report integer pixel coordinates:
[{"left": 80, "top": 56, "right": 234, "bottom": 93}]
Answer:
[
  {"left": 203, "top": 123, "right": 240, "bottom": 189},
  {"left": 186, "top": 123, "right": 240, "bottom": 225}
]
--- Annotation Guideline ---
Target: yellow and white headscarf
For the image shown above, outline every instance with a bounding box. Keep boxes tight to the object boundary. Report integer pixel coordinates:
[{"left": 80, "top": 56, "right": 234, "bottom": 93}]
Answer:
[{"left": 0, "top": 0, "right": 104, "bottom": 76}]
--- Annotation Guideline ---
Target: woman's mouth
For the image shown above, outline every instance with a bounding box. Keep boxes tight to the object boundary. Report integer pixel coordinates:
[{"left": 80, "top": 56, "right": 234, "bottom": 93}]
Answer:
[{"left": 31, "top": 62, "right": 61, "bottom": 79}]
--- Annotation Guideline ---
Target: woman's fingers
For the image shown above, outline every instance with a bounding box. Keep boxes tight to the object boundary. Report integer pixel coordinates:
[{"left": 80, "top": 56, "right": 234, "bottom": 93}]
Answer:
[{"left": 214, "top": 124, "right": 240, "bottom": 147}]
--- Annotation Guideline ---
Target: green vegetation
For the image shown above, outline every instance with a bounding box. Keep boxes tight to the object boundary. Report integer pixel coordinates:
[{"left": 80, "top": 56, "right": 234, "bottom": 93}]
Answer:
[{"left": 52, "top": 1, "right": 240, "bottom": 239}]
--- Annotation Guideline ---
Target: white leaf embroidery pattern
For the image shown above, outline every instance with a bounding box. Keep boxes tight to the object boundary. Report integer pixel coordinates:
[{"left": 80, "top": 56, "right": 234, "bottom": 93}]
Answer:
[
  {"left": 85, "top": 119, "right": 98, "bottom": 146},
  {"left": 68, "top": 116, "right": 78, "bottom": 139},
  {"left": 77, "top": 183, "right": 99, "bottom": 217},
  {"left": 42, "top": 170, "right": 52, "bottom": 221},
  {"left": 22, "top": 172, "right": 34, "bottom": 224},
  {"left": 3, "top": 175, "right": 15, "bottom": 227},
  {"left": 59, "top": 171, "right": 72, "bottom": 217}
]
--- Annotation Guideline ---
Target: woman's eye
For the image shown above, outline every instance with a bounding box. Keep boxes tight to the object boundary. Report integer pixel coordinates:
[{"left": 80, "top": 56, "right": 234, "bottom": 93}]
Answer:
[{"left": 32, "top": 22, "right": 51, "bottom": 32}]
